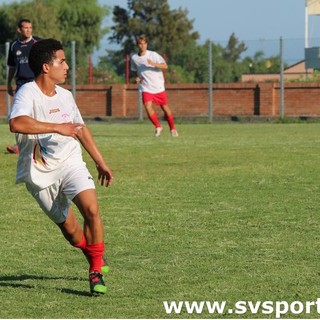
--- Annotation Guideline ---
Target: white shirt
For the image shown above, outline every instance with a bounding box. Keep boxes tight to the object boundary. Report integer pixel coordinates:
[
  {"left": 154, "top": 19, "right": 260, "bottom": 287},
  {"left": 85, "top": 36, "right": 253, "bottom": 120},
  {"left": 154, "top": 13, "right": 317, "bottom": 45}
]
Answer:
[
  {"left": 9, "top": 81, "right": 85, "bottom": 190},
  {"left": 131, "top": 50, "right": 166, "bottom": 94}
]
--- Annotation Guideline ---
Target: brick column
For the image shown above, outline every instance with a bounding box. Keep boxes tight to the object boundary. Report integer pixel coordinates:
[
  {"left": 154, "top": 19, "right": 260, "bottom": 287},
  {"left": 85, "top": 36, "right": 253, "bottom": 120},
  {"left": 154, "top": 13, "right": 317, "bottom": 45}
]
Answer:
[{"left": 259, "top": 83, "right": 276, "bottom": 116}]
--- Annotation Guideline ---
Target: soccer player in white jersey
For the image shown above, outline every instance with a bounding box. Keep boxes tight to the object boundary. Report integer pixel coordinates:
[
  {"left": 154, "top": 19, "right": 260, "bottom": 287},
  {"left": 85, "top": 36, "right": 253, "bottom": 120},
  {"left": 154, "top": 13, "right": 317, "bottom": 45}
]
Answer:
[
  {"left": 131, "top": 34, "right": 178, "bottom": 137},
  {"left": 8, "top": 38, "right": 113, "bottom": 295}
]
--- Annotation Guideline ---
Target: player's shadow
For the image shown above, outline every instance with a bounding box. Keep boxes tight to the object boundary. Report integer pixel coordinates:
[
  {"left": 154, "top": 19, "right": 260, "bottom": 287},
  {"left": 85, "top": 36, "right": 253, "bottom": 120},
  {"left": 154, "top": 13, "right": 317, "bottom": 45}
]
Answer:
[{"left": 0, "top": 274, "right": 92, "bottom": 297}]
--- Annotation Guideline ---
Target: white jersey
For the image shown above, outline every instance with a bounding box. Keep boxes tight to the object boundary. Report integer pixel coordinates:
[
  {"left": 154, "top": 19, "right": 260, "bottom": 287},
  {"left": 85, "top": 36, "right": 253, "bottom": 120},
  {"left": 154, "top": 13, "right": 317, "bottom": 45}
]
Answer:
[
  {"left": 9, "top": 81, "right": 85, "bottom": 190},
  {"left": 131, "top": 50, "right": 166, "bottom": 94}
]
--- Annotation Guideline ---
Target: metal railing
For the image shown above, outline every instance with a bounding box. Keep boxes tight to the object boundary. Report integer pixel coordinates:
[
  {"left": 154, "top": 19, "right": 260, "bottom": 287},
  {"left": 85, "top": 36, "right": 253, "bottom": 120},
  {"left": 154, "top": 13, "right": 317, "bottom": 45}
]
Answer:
[{"left": 0, "top": 37, "right": 314, "bottom": 120}]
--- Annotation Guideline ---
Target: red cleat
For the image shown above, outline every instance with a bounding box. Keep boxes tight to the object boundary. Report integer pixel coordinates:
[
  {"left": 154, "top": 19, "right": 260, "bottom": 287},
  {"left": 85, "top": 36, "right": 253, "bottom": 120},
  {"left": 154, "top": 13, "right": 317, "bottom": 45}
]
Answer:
[{"left": 6, "top": 144, "right": 19, "bottom": 154}]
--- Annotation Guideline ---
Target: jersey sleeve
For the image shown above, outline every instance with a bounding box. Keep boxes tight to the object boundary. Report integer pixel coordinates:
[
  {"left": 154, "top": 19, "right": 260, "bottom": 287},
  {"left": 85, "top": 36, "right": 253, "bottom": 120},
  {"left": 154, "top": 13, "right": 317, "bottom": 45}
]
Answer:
[
  {"left": 73, "top": 104, "right": 84, "bottom": 124},
  {"left": 7, "top": 43, "right": 16, "bottom": 67},
  {"left": 151, "top": 51, "right": 166, "bottom": 64},
  {"left": 9, "top": 86, "right": 34, "bottom": 119}
]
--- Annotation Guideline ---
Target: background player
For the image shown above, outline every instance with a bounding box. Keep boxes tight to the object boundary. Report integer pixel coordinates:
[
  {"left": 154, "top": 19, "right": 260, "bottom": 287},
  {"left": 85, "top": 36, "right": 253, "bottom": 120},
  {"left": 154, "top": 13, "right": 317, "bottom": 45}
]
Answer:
[
  {"left": 131, "top": 34, "right": 178, "bottom": 137},
  {"left": 6, "top": 18, "right": 41, "bottom": 154}
]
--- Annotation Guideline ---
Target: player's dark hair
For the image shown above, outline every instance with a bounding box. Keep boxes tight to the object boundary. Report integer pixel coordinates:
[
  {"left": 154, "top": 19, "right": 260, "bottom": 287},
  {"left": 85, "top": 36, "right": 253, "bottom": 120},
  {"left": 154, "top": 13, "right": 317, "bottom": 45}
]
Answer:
[
  {"left": 29, "top": 39, "right": 63, "bottom": 77},
  {"left": 18, "top": 18, "right": 32, "bottom": 28}
]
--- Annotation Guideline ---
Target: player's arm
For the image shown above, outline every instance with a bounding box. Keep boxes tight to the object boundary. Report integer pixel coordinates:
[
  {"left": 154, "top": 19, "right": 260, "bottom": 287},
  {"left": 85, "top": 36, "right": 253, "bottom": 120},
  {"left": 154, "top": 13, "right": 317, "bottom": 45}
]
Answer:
[
  {"left": 130, "top": 63, "right": 142, "bottom": 84},
  {"left": 131, "top": 70, "right": 141, "bottom": 84},
  {"left": 147, "top": 59, "right": 168, "bottom": 70},
  {"left": 7, "top": 67, "right": 16, "bottom": 96},
  {"left": 9, "top": 115, "right": 84, "bottom": 138},
  {"left": 76, "top": 125, "right": 113, "bottom": 187}
]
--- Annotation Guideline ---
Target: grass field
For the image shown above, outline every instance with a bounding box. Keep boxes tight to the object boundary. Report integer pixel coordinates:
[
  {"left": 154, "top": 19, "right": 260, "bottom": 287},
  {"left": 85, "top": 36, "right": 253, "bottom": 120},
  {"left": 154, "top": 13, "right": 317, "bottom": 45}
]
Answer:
[{"left": 1, "top": 121, "right": 320, "bottom": 319}]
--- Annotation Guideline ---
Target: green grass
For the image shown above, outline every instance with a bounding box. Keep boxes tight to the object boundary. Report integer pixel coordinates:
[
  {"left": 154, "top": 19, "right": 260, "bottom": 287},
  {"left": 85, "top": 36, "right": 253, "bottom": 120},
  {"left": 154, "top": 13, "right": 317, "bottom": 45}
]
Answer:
[{"left": 1, "top": 122, "right": 320, "bottom": 318}]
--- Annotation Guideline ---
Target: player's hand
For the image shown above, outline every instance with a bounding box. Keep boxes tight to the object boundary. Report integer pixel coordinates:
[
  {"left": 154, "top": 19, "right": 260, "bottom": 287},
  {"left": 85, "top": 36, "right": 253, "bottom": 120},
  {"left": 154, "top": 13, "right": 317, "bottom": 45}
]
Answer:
[
  {"left": 57, "top": 123, "right": 85, "bottom": 138},
  {"left": 135, "top": 77, "right": 142, "bottom": 84},
  {"left": 96, "top": 163, "right": 113, "bottom": 187},
  {"left": 7, "top": 85, "right": 14, "bottom": 96},
  {"left": 147, "top": 59, "right": 155, "bottom": 67}
]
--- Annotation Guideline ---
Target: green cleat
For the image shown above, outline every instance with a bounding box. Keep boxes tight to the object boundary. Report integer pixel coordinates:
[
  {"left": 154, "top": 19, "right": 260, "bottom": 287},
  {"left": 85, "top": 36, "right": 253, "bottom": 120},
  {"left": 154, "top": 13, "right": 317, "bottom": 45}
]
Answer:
[
  {"left": 101, "top": 257, "right": 110, "bottom": 275},
  {"left": 89, "top": 271, "right": 107, "bottom": 295}
]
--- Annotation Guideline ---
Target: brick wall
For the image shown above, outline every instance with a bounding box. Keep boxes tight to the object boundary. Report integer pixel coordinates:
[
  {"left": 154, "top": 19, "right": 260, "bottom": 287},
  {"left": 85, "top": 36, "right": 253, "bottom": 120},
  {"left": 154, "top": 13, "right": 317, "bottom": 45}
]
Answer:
[{"left": 1, "top": 82, "right": 320, "bottom": 118}]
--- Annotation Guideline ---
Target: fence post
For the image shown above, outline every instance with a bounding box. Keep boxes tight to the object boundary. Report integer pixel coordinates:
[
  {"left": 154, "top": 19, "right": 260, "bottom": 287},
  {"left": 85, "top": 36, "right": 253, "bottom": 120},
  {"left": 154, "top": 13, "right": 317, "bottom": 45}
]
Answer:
[
  {"left": 71, "top": 41, "right": 76, "bottom": 98},
  {"left": 5, "top": 42, "right": 10, "bottom": 118},
  {"left": 280, "top": 36, "right": 285, "bottom": 119},
  {"left": 138, "top": 87, "right": 143, "bottom": 121},
  {"left": 126, "top": 54, "right": 130, "bottom": 85},
  {"left": 88, "top": 55, "right": 93, "bottom": 85},
  {"left": 208, "top": 40, "right": 213, "bottom": 122}
]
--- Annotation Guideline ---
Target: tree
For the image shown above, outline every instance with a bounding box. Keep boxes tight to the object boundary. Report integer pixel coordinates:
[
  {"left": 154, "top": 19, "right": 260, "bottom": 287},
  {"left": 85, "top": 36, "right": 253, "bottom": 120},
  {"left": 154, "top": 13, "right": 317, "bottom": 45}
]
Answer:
[
  {"left": 0, "top": 0, "right": 109, "bottom": 84},
  {"left": 171, "top": 38, "right": 247, "bottom": 83},
  {"left": 241, "top": 51, "right": 283, "bottom": 75},
  {"left": 167, "top": 42, "right": 209, "bottom": 83},
  {"left": 105, "top": 0, "right": 199, "bottom": 80},
  {"left": 221, "top": 33, "right": 248, "bottom": 82},
  {"left": 53, "top": 0, "right": 109, "bottom": 62},
  {"left": 223, "top": 32, "right": 247, "bottom": 62}
]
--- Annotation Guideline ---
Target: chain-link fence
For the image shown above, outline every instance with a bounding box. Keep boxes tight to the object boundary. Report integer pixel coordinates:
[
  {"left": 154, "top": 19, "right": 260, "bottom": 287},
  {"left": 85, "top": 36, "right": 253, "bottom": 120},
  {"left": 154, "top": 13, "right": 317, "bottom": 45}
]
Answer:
[
  {"left": 0, "top": 37, "right": 313, "bottom": 86},
  {"left": 93, "top": 37, "right": 308, "bottom": 85},
  {"left": 1, "top": 37, "right": 318, "bottom": 120}
]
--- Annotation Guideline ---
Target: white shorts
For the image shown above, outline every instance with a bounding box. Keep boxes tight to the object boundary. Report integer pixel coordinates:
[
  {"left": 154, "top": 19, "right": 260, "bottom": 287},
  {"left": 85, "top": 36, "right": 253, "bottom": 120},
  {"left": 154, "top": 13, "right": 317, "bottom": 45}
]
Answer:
[{"left": 26, "top": 164, "right": 95, "bottom": 224}]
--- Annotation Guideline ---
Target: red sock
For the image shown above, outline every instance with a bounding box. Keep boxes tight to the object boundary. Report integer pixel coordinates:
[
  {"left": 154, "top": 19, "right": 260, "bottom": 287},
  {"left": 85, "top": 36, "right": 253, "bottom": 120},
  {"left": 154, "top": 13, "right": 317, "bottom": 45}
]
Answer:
[
  {"left": 73, "top": 234, "right": 90, "bottom": 264},
  {"left": 166, "top": 114, "right": 175, "bottom": 130},
  {"left": 73, "top": 234, "right": 87, "bottom": 251},
  {"left": 86, "top": 242, "right": 105, "bottom": 273},
  {"left": 73, "top": 235, "right": 105, "bottom": 269},
  {"left": 148, "top": 112, "right": 161, "bottom": 128}
]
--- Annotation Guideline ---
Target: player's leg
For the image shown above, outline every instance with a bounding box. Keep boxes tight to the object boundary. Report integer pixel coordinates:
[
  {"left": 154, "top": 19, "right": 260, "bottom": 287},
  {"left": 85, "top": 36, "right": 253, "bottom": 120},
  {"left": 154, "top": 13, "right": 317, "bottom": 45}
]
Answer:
[
  {"left": 56, "top": 207, "right": 90, "bottom": 260},
  {"left": 160, "top": 104, "right": 178, "bottom": 137},
  {"left": 26, "top": 180, "right": 107, "bottom": 294},
  {"left": 72, "top": 189, "right": 107, "bottom": 294},
  {"left": 61, "top": 165, "right": 105, "bottom": 273},
  {"left": 145, "top": 101, "right": 163, "bottom": 136},
  {"left": 57, "top": 203, "right": 108, "bottom": 272},
  {"left": 57, "top": 207, "right": 83, "bottom": 245},
  {"left": 72, "top": 189, "right": 104, "bottom": 270},
  {"left": 56, "top": 203, "right": 106, "bottom": 295},
  {"left": 142, "top": 93, "right": 163, "bottom": 136}
]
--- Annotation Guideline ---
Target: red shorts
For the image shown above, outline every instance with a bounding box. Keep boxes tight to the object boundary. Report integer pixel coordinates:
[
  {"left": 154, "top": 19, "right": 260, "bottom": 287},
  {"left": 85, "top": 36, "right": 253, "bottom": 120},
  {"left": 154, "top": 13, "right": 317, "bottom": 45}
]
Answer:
[{"left": 142, "top": 91, "right": 168, "bottom": 106}]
